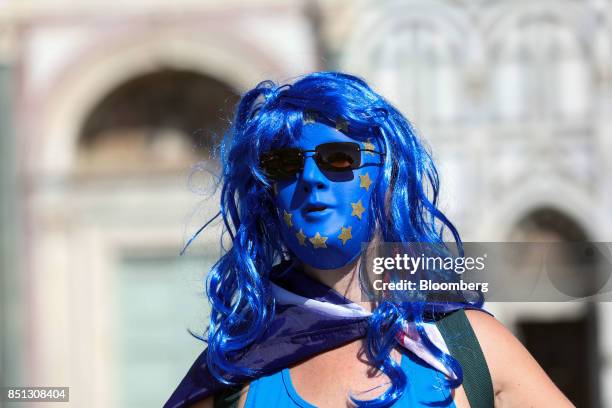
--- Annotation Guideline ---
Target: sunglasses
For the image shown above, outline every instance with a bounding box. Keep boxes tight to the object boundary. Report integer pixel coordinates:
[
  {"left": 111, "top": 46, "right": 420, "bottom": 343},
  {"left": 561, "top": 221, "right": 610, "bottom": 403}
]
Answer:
[{"left": 259, "top": 142, "right": 385, "bottom": 180}]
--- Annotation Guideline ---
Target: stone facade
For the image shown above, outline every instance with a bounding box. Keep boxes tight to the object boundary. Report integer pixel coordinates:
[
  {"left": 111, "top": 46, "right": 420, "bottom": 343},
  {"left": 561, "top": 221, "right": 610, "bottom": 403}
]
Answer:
[{"left": 1, "top": 0, "right": 611, "bottom": 406}]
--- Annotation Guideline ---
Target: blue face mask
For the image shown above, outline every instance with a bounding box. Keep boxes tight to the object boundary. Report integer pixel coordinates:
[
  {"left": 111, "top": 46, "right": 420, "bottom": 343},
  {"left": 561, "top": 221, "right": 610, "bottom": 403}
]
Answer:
[{"left": 274, "top": 122, "right": 384, "bottom": 270}]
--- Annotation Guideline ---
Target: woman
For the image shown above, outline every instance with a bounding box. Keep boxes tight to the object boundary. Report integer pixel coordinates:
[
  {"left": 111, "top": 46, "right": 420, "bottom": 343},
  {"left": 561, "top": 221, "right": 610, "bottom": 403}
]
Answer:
[{"left": 166, "top": 72, "right": 573, "bottom": 408}]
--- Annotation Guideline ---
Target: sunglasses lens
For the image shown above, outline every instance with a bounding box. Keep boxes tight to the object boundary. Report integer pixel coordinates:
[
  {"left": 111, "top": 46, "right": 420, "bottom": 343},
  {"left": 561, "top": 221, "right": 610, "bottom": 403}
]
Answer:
[
  {"left": 316, "top": 143, "right": 361, "bottom": 171},
  {"left": 260, "top": 143, "right": 363, "bottom": 179},
  {"left": 260, "top": 149, "right": 303, "bottom": 179}
]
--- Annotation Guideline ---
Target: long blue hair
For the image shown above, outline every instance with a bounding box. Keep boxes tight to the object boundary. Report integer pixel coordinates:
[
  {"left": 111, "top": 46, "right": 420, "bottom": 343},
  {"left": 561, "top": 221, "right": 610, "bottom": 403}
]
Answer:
[{"left": 200, "top": 71, "right": 481, "bottom": 407}]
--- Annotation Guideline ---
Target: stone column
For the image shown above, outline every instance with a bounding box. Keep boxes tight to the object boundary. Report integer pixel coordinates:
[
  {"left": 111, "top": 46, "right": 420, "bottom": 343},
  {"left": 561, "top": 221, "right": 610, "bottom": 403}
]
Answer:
[{"left": 0, "top": 19, "right": 21, "bottom": 389}]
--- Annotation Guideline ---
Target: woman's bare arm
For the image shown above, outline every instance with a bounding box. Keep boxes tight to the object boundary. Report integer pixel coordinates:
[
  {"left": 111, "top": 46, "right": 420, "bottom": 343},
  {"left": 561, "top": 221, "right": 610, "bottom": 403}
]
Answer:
[{"left": 465, "top": 310, "right": 575, "bottom": 407}]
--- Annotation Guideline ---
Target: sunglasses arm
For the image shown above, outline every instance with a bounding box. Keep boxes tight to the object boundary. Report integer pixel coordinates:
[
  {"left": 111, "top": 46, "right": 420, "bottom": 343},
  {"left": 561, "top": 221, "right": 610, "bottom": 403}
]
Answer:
[{"left": 359, "top": 149, "right": 386, "bottom": 156}]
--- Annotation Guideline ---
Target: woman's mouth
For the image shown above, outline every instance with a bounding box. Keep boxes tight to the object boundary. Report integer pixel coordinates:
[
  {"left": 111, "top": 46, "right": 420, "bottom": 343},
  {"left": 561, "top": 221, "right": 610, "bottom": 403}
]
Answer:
[
  {"left": 306, "top": 204, "right": 328, "bottom": 213},
  {"left": 302, "top": 202, "right": 333, "bottom": 220}
]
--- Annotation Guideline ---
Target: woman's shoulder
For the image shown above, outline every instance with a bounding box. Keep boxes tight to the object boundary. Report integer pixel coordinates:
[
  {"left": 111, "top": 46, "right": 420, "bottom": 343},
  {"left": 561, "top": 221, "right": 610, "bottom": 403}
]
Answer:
[{"left": 463, "top": 309, "right": 574, "bottom": 407}]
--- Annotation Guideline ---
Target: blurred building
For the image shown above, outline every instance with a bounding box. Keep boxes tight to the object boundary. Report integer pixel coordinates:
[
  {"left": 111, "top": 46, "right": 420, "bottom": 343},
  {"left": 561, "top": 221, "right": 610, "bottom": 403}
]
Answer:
[{"left": 1, "top": 0, "right": 611, "bottom": 407}]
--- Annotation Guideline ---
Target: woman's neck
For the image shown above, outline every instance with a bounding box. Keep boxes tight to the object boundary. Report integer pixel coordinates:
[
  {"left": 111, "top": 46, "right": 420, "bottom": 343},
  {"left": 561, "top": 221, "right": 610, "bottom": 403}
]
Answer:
[{"left": 301, "top": 257, "right": 375, "bottom": 312}]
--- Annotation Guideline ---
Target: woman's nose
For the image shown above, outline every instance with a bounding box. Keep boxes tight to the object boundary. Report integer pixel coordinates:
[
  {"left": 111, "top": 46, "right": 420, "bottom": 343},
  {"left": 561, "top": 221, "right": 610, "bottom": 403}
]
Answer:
[{"left": 300, "top": 155, "right": 328, "bottom": 193}]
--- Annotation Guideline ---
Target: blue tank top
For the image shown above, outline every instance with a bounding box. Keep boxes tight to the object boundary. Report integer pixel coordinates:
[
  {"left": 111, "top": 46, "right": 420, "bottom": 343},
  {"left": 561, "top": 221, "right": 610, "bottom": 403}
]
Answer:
[{"left": 243, "top": 351, "right": 456, "bottom": 407}]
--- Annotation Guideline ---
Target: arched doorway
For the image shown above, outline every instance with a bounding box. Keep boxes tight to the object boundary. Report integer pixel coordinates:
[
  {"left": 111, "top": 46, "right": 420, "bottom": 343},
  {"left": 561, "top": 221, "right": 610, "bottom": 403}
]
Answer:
[
  {"left": 77, "top": 69, "right": 239, "bottom": 175},
  {"left": 509, "top": 208, "right": 600, "bottom": 407},
  {"left": 75, "top": 69, "right": 239, "bottom": 407}
]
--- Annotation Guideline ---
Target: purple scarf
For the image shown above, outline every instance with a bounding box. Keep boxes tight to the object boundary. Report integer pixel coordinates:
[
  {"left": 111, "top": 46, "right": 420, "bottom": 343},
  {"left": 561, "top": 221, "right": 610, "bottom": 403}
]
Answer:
[{"left": 164, "top": 262, "right": 470, "bottom": 408}]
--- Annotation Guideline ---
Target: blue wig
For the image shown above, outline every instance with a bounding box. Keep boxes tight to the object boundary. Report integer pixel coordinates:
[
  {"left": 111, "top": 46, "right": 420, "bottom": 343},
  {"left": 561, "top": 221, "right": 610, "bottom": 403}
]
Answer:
[{"left": 200, "top": 72, "right": 481, "bottom": 407}]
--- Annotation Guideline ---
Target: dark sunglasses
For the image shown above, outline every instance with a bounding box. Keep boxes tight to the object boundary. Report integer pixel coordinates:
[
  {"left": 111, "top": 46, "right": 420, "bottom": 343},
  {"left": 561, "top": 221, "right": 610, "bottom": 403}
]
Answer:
[{"left": 259, "top": 142, "right": 385, "bottom": 180}]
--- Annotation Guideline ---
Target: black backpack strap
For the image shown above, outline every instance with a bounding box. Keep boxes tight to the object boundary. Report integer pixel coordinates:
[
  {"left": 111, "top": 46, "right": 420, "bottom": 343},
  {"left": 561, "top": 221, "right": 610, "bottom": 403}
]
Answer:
[
  {"left": 213, "top": 386, "right": 243, "bottom": 408},
  {"left": 436, "top": 309, "right": 494, "bottom": 408}
]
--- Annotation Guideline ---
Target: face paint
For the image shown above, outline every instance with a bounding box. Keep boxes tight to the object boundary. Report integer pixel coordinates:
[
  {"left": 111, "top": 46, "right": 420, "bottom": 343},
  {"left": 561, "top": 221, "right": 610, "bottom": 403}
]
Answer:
[{"left": 274, "top": 122, "right": 383, "bottom": 270}]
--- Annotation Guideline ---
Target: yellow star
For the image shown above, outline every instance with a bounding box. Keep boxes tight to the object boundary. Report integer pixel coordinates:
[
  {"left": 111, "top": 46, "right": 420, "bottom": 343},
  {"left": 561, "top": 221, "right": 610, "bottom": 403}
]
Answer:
[
  {"left": 309, "top": 232, "right": 328, "bottom": 249},
  {"left": 351, "top": 200, "right": 366, "bottom": 220},
  {"left": 363, "top": 138, "right": 375, "bottom": 156},
  {"left": 359, "top": 172, "right": 372, "bottom": 191},
  {"left": 335, "top": 119, "right": 348, "bottom": 133},
  {"left": 296, "top": 229, "right": 306, "bottom": 246},
  {"left": 283, "top": 210, "right": 293, "bottom": 227},
  {"left": 338, "top": 226, "right": 352, "bottom": 245}
]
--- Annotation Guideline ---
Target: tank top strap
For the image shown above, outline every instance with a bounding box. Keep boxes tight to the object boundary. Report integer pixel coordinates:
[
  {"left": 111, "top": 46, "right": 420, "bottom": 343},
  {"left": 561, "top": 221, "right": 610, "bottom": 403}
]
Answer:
[
  {"left": 280, "top": 369, "right": 318, "bottom": 408},
  {"left": 243, "top": 369, "right": 313, "bottom": 408}
]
